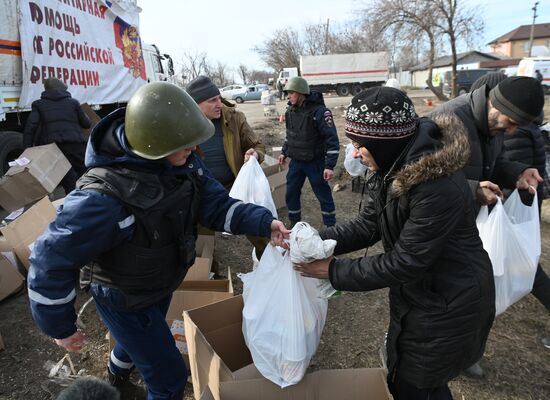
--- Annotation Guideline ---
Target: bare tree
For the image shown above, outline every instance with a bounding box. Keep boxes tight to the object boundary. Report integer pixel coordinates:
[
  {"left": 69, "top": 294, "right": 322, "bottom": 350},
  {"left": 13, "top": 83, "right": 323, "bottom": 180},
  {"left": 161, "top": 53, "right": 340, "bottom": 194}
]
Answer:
[
  {"left": 254, "top": 28, "right": 304, "bottom": 71},
  {"left": 179, "top": 50, "right": 208, "bottom": 84},
  {"left": 429, "top": 0, "right": 484, "bottom": 97},
  {"left": 238, "top": 64, "right": 249, "bottom": 85},
  {"left": 204, "top": 61, "right": 230, "bottom": 87},
  {"left": 369, "top": 0, "right": 448, "bottom": 100}
]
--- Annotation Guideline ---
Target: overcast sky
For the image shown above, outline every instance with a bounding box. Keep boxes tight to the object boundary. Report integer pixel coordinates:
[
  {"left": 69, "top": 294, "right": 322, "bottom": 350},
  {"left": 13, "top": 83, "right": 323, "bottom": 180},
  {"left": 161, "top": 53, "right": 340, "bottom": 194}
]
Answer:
[{"left": 137, "top": 0, "right": 549, "bottom": 77}]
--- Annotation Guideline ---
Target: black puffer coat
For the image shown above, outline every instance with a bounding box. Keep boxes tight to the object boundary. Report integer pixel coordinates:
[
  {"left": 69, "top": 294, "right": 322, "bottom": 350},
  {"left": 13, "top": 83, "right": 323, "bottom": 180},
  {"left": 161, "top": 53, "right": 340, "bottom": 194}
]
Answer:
[
  {"left": 23, "top": 89, "right": 91, "bottom": 148},
  {"left": 431, "top": 86, "right": 527, "bottom": 203},
  {"left": 503, "top": 122, "right": 546, "bottom": 209},
  {"left": 321, "top": 115, "right": 495, "bottom": 389}
]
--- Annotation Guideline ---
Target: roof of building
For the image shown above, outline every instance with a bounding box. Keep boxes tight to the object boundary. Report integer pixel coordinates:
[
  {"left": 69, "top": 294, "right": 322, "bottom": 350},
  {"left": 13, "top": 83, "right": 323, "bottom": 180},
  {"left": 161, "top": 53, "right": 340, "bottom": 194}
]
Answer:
[
  {"left": 409, "top": 51, "right": 500, "bottom": 71},
  {"left": 488, "top": 23, "right": 550, "bottom": 45}
]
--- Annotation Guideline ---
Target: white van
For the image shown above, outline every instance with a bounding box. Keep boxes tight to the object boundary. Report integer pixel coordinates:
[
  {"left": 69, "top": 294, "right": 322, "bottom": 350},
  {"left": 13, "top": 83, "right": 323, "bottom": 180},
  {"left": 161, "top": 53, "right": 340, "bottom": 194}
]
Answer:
[{"left": 517, "top": 57, "right": 550, "bottom": 92}]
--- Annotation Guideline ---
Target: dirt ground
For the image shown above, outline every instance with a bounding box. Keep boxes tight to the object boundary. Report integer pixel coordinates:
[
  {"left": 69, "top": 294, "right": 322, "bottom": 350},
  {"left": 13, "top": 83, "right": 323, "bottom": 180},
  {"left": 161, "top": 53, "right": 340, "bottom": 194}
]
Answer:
[{"left": 1, "top": 93, "right": 549, "bottom": 400}]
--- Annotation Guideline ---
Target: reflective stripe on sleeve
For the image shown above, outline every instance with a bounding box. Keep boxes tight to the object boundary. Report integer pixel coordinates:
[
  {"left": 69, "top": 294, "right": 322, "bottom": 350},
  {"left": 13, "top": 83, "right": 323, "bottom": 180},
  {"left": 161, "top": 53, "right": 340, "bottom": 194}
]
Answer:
[
  {"left": 28, "top": 287, "right": 76, "bottom": 306},
  {"left": 118, "top": 215, "right": 135, "bottom": 229},
  {"left": 224, "top": 201, "right": 244, "bottom": 233},
  {"left": 326, "top": 150, "right": 339, "bottom": 154}
]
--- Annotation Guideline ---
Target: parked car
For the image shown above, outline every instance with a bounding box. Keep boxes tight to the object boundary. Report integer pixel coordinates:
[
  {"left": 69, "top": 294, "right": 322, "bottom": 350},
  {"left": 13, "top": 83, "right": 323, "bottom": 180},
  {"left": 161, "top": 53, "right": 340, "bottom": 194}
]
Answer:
[
  {"left": 232, "top": 84, "right": 270, "bottom": 103},
  {"left": 443, "top": 68, "right": 495, "bottom": 97},
  {"left": 219, "top": 84, "right": 246, "bottom": 100}
]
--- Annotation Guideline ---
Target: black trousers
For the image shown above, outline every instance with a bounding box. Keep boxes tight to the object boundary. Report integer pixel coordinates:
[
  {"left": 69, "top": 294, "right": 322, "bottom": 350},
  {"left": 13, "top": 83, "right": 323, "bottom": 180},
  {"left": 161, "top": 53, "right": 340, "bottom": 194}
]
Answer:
[
  {"left": 532, "top": 264, "right": 550, "bottom": 312},
  {"left": 388, "top": 374, "right": 453, "bottom": 400}
]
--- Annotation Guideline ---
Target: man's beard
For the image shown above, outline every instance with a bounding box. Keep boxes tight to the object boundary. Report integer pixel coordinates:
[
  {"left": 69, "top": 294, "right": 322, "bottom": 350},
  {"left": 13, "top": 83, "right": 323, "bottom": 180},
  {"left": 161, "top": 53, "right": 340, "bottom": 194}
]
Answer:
[{"left": 487, "top": 110, "right": 505, "bottom": 136}]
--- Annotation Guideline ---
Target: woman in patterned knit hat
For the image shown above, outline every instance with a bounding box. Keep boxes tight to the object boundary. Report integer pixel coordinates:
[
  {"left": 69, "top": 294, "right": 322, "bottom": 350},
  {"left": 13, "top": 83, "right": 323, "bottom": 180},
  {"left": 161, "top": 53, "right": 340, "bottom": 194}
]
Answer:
[{"left": 294, "top": 87, "right": 495, "bottom": 400}]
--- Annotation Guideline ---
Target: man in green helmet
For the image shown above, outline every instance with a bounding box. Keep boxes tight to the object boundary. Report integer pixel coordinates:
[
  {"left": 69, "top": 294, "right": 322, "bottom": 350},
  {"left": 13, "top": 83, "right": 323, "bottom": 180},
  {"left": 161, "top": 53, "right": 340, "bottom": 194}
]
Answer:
[
  {"left": 27, "top": 82, "right": 290, "bottom": 399},
  {"left": 278, "top": 76, "right": 340, "bottom": 227}
]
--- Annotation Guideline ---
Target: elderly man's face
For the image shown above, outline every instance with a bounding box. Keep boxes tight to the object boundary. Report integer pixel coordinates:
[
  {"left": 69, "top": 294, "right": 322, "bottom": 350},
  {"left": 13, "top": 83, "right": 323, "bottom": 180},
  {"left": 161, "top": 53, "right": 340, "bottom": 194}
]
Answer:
[
  {"left": 487, "top": 101, "right": 519, "bottom": 136},
  {"left": 352, "top": 142, "right": 379, "bottom": 172},
  {"left": 198, "top": 95, "right": 222, "bottom": 120}
]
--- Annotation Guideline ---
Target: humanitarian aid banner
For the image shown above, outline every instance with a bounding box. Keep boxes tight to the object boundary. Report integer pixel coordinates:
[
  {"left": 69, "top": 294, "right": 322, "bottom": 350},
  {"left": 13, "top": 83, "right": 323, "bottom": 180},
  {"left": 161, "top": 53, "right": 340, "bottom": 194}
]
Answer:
[{"left": 18, "top": 0, "right": 146, "bottom": 108}]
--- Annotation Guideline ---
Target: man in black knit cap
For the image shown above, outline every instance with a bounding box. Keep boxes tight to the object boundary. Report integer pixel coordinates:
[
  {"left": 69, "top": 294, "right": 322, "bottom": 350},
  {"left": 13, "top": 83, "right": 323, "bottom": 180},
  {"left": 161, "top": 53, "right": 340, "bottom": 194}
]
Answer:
[
  {"left": 432, "top": 76, "right": 545, "bottom": 378},
  {"left": 432, "top": 76, "right": 544, "bottom": 208}
]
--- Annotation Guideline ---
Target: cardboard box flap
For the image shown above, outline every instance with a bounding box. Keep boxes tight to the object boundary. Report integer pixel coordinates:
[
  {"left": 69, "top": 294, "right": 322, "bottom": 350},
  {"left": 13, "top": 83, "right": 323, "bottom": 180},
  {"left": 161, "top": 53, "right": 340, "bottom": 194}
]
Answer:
[
  {"left": 184, "top": 295, "right": 253, "bottom": 400},
  {"left": 0, "top": 197, "right": 57, "bottom": 270},
  {"left": 208, "top": 368, "right": 391, "bottom": 400},
  {"left": 167, "top": 269, "right": 234, "bottom": 321},
  {"left": 184, "top": 235, "right": 215, "bottom": 281},
  {"left": 0, "top": 254, "right": 25, "bottom": 301}
]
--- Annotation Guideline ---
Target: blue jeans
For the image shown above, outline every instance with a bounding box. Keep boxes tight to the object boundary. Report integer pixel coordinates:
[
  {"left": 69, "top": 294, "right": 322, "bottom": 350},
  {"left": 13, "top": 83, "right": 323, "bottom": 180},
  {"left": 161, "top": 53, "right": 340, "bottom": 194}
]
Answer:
[
  {"left": 91, "top": 284, "right": 187, "bottom": 400},
  {"left": 286, "top": 158, "right": 336, "bottom": 226}
]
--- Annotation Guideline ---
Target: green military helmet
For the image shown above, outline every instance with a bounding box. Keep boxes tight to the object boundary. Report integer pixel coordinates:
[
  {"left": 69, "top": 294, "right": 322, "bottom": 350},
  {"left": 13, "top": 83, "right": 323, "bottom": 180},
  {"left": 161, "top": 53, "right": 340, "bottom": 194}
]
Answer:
[
  {"left": 125, "top": 82, "right": 214, "bottom": 160},
  {"left": 284, "top": 76, "right": 310, "bottom": 95}
]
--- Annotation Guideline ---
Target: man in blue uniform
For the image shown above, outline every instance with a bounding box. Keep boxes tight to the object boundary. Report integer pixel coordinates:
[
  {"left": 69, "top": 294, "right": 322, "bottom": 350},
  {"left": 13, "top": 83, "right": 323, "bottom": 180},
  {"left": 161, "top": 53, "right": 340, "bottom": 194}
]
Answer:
[
  {"left": 278, "top": 77, "right": 339, "bottom": 227},
  {"left": 27, "top": 82, "right": 289, "bottom": 399}
]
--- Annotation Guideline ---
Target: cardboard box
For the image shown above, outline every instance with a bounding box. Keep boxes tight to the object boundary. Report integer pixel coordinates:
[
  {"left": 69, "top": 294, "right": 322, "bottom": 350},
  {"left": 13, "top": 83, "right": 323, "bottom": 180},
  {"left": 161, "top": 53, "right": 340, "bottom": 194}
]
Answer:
[
  {"left": 0, "top": 197, "right": 57, "bottom": 270},
  {"left": 184, "top": 296, "right": 391, "bottom": 400},
  {"left": 0, "top": 143, "right": 71, "bottom": 212},
  {"left": 184, "top": 235, "right": 215, "bottom": 281},
  {"left": 261, "top": 157, "right": 288, "bottom": 211},
  {"left": 109, "top": 271, "right": 233, "bottom": 370},
  {"left": 0, "top": 253, "right": 24, "bottom": 301},
  {"left": 80, "top": 103, "right": 102, "bottom": 139}
]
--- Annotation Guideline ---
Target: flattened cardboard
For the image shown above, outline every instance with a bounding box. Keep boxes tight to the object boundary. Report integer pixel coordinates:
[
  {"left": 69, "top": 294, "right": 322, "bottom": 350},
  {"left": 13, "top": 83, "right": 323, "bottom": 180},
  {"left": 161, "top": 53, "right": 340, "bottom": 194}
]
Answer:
[
  {"left": 0, "top": 197, "right": 56, "bottom": 270},
  {"left": 0, "top": 143, "right": 70, "bottom": 212},
  {"left": 184, "top": 235, "right": 215, "bottom": 281},
  {"left": 185, "top": 296, "right": 391, "bottom": 400},
  {"left": 0, "top": 253, "right": 24, "bottom": 301}
]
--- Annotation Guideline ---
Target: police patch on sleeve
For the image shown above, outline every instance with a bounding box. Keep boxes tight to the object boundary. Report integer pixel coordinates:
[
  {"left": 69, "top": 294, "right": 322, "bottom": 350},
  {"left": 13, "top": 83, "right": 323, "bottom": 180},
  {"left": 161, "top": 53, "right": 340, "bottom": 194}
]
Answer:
[{"left": 323, "top": 110, "right": 334, "bottom": 127}]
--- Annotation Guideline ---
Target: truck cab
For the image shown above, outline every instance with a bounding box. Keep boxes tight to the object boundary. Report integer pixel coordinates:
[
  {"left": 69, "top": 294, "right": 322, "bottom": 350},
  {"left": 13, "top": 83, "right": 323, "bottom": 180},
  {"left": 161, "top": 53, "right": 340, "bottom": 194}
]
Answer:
[
  {"left": 517, "top": 57, "right": 550, "bottom": 93},
  {"left": 142, "top": 43, "right": 175, "bottom": 83},
  {"left": 276, "top": 67, "right": 299, "bottom": 89}
]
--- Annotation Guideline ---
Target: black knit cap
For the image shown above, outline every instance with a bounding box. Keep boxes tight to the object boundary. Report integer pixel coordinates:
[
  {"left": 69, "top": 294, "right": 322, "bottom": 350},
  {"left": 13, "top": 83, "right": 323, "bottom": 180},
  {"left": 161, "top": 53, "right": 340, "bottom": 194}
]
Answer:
[
  {"left": 470, "top": 71, "right": 507, "bottom": 92},
  {"left": 44, "top": 77, "right": 68, "bottom": 91},
  {"left": 489, "top": 76, "right": 544, "bottom": 126},
  {"left": 185, "top": 75, "right": 220, "bottom": 104},
  {"left": 345, "top": 86, "right": 418, "bottom": 173}
]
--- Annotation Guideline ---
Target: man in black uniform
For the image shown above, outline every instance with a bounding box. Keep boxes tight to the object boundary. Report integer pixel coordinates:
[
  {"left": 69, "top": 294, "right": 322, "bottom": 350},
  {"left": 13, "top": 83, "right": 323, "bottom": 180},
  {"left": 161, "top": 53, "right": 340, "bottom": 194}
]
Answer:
[{"left": 278, "top": 76, "right": 340, "bottom": 227}]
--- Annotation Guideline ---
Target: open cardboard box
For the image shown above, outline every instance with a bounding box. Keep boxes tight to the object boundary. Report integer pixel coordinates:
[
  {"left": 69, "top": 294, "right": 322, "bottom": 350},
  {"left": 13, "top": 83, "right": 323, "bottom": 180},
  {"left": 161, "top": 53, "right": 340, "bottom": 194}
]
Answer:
[
  {"left": 261, "top": 155, "right": 288, "bottom": 211},
  {"left": 0, "top": 253, "right": 25, "bottom": 302},
  {"left": 0, "top": 143, "right": 70, "bottom": 212},
  {"left": 184, "top": 235, "right": 215, "bottom": 281},
  {"left": 0, "top": 197, "right": 57, "bottom": 271},
  {"left": 184, "top": 295, "right": 391, "bottom": 400},
  {"left": 109, "top": 269, "right": 234, "bottom": 371}
]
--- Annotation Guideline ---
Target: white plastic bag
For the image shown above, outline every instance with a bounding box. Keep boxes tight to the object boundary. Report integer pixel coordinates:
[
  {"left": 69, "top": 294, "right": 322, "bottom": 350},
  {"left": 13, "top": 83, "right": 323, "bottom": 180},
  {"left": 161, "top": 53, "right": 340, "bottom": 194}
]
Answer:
[
  {"left": 229, "top": 156, "right": 277, "bottom": 218},
  {"left": 343, "top": 143, "right": 367, "bottom": 177},
  {"left": 476, "top": 190, "right": 540, "bottom": 315},
  {"left": 289, "top": 221, "right": 339, "bottom": 298},
  {"left": 239, "top": 245, "right": 327, "bottom": 387}
]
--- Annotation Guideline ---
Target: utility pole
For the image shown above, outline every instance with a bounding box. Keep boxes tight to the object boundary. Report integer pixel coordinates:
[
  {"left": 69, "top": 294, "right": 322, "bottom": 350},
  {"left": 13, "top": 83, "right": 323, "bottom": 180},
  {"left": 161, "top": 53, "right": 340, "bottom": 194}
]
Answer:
[
  {"left": 528, "top": 1, "right": 539, "bottom": 57},
  {"left": 324, "top": 18, "right": 330, "bottom": 54}
]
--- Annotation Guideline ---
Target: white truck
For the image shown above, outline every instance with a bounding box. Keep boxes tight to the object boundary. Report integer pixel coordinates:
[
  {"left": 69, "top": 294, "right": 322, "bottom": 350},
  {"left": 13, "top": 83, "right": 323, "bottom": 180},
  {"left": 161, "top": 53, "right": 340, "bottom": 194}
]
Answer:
[
  {"left": 0, "top": 0, "right": 174, "bottom": 175},
  {"left": 276, "top": 52, "right": 389, "bottom": 97},
  {"left": 517, "top": 57, "right": 550, "bottom": 93}
]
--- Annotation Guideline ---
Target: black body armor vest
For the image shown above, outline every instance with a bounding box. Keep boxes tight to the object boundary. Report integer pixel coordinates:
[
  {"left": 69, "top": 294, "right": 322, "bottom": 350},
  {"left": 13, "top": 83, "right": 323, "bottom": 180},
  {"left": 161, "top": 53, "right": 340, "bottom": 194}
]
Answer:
[
  {"left": 285, "top": 103, "right": 325, "bottom": 161},
  {"left": 77, "top": 166, "right": 200, "bottom": 310}
]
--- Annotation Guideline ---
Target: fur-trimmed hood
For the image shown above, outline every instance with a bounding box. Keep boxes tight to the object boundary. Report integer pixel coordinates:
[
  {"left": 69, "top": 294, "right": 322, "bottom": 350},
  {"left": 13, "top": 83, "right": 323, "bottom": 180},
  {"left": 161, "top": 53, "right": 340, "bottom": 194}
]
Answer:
[{"left": 391, "top": 114, "right": 470, "bottom": 196}]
